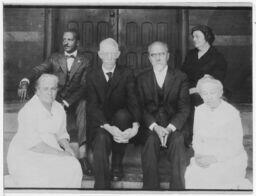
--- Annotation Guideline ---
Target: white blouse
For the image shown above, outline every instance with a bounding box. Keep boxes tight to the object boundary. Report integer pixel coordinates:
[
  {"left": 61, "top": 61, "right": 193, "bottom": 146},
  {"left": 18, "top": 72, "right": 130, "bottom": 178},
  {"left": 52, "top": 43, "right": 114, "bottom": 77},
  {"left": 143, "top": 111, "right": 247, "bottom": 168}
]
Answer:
[
  {"left": 192, "top": 100, "right": 245, "bottom": 162},
  {"left": 14, "top": 95, "right": 69, "bottom": 151}
]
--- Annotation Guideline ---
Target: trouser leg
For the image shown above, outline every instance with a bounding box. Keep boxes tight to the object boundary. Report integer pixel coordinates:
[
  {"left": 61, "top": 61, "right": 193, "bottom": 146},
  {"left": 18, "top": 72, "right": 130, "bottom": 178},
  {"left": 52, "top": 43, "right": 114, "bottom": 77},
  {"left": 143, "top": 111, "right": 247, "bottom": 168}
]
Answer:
[
  {"left": 166, "top": 131, "right": 187, "bottom": 190},
  {"left": 111, "top": 109, "right": 133, "bottom": 169},
  {"left": 92, "top": 128, "right": 112, "bottom": 189},
  {"left": 142, "top": 131, "right": 161, "bottom": 190}
]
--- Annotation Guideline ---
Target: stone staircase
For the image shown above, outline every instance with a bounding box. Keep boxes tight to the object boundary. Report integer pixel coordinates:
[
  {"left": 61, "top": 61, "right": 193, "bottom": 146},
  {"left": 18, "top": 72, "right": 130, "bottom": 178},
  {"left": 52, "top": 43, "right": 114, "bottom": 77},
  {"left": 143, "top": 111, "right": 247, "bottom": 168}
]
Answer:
[{"left": 3, "top": 102, "right": 253, "bottom": 190}]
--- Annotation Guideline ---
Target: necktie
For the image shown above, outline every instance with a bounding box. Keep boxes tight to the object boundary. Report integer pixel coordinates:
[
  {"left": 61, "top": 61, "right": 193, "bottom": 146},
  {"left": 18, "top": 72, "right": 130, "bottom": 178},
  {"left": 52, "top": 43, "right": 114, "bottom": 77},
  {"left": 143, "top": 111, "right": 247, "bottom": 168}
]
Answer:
[
  {"left": 65, "top": 55, "right": 75, "bottom": 71},
  {"left": 65, "top": 55, "right": 75, "bottom": 59},
  {"left": 106, "top": 72, "right": 113, "bottom": 82}
]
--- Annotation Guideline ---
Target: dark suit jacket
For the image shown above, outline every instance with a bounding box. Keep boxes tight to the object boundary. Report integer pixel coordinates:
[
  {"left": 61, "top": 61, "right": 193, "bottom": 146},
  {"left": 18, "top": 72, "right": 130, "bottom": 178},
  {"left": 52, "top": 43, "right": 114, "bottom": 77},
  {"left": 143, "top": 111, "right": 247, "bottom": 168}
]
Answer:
[
  {"left": 137, "top": 67, "right": 190, "bottom": 131},
  {"left": 181, "top": 46, "right": 227, "bottom": 89},
  {"left": 86, "top": 65, "right": 141, "bottom": 140},
  {"left": 26, "top": 51, "right": 90, "bottom": 106}
]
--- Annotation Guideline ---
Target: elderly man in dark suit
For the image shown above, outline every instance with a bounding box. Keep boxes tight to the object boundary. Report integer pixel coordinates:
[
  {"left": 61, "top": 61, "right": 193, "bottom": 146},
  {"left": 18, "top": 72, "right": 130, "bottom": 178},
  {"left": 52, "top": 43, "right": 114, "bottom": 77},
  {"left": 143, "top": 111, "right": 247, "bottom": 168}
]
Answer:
[
  {"left": 17, "top": 29, "right": 92, "bottom": 175},
  {"left": 86, "top": 38, "right": 140, "bottom": 189},
  {"left": 137, "top": 41, "right": 190, "bottom": 190}
]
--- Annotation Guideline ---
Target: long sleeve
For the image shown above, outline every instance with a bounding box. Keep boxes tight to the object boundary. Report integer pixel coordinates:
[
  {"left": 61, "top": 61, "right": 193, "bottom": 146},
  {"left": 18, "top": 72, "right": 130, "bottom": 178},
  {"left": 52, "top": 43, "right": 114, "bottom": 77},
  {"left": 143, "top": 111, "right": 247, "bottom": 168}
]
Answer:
[
  {"left": 137, "top": 79, "right": 157, "bottom": 128},
  {"left": 214, "top": 112, "right": 245, "bottom": 162},
  {"left": 65, "top": 58, "right": 90, "bottom": 106},
  {"left": 206, "top": 52, "right": 227, "bottom": 84},
  {"left": 56, "top": 108, "right": 70, "bottom": 141},
  {"left": 169, "top": 74, "right": 191, "bottom": 130},
  {"left": 25, "top": 56, "right": 53, "bottom": 83},
  {"left": 17, "top": 108, "right": 42, "bottom": 149},
  {"left": 126, "top": 70, "right": 141, "bottom": 122},
  {"left": 192, "top": 107, "right": 201, "bottom": 153},
  {"left": 86, "top": 74, "right": 108, "bottom": 128}
]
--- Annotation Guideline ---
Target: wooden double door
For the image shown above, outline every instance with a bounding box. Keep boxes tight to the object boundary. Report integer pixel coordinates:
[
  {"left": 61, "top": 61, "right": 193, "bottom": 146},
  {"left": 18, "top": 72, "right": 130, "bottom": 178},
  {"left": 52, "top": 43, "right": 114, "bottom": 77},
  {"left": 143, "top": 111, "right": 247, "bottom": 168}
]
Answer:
[{"left": 55, "top": 8, "right": 182, "bottom": 70}]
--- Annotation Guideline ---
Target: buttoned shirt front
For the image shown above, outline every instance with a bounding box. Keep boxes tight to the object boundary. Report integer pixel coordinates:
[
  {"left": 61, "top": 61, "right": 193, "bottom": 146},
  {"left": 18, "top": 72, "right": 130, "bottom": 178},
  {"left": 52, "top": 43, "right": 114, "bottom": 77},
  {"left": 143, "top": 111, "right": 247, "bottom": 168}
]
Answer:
[{"left": 64, "top": 50, "right": 77, "bottom": 71}]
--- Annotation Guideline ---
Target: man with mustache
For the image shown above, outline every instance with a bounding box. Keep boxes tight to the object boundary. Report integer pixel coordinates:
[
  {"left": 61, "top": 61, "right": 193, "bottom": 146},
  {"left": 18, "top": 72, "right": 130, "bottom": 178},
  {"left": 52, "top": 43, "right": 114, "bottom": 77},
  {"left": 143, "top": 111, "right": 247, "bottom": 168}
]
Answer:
[{"left": 17, "top": 29, "right": 92, "bottom": 175}]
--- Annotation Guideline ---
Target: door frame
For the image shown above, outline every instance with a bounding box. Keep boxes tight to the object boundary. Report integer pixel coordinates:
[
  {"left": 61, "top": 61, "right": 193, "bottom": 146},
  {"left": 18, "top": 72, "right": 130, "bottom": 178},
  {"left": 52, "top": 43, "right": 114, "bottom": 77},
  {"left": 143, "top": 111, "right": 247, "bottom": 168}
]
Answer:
[{"left": 44, "top": 7, "right": 189, "bottom": 68}]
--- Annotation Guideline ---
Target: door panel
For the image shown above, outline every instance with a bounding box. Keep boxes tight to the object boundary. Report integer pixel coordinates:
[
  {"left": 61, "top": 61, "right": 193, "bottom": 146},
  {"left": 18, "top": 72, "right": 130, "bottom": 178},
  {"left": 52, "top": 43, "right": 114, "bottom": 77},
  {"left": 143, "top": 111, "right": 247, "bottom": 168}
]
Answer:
[
  {"left": 118, "top": 9, "right": 179, "bottom": 70},
  {"left": 56, "top": 8, "right": 179, "bottom": 70},
  {"left": 57, "top": 9, "right": 117, "bottom": 67}
]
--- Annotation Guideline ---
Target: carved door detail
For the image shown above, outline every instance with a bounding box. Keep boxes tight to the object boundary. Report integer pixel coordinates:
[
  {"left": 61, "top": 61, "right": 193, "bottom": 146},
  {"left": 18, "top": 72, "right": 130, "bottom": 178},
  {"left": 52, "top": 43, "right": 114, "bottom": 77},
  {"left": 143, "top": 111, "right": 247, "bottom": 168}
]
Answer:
[{"left": 56, "top": 8, "right": 178, "bottom": 69}]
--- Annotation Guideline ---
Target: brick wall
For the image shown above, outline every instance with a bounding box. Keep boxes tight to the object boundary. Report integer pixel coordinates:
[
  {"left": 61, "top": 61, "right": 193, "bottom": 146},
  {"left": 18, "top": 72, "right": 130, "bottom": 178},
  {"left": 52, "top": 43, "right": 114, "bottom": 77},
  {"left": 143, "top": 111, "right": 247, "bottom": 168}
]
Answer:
[
  {"left": 4, "top": 7, "right": 46, "bottom": 101},
  {"left": 188, "top": 8, "right": 252, "bottom": 103}
]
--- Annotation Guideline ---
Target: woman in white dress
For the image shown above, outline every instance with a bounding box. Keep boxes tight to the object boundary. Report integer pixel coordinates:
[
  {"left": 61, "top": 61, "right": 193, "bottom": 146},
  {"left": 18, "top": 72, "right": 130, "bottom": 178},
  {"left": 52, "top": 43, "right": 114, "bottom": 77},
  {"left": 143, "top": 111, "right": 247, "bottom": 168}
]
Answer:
[
  {"left": 7, "top": 74, "right": 83, "bottom": 188},
  {"left": 185, "top": 75, "right": 251, "bottom": 190}
]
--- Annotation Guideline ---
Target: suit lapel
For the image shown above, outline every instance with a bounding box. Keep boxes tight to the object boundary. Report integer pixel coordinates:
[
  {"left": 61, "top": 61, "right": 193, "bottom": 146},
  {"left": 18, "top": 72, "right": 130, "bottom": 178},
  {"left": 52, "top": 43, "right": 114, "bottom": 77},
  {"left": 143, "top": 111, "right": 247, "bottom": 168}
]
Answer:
[
  {"left": 106, "top": 66, "right": 123, "bottom": 99},
  {"left": 59, "top": 54, "right": 68, "bottom": 74},
  {"left": 146, "top": 69, "right": 158, "bottom": 105},
  {"left": 69, "top": 52, "right": 83, "bottom": 80},
  {"left": 94, "top": 69, "right": 107, "bottom": 102},
  {"left": 163, "top": 67, "right": 176, "bottom": 102}
]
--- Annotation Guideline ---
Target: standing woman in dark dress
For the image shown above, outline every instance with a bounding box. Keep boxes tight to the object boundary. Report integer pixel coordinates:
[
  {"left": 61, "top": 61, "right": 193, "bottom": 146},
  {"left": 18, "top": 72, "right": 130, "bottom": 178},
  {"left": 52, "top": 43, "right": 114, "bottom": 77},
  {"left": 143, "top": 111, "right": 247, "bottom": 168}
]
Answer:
[{"left": 181, "top": 25, "right": 228, "bottom": 146}]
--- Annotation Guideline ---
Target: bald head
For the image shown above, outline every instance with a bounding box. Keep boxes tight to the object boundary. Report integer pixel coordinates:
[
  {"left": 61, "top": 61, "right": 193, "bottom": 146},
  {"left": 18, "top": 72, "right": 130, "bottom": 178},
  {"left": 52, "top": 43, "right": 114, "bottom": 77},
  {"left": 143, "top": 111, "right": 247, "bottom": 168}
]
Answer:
[
  {"left": 148, "top": 41, "right": 169, "bottom": 54},
  {"left": 99, "top": 38, "right": 119, "bottom": 52}
]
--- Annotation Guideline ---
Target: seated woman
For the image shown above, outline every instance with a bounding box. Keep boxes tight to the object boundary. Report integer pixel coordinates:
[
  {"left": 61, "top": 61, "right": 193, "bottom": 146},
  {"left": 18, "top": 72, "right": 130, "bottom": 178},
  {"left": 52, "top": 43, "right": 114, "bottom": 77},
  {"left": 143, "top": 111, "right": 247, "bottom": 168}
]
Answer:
[
  {"left": 185, "top": 76, "right": 251, "bottom": 190},
  {"left": 7, "top": 74, "right": 83, "bottom": 188}
]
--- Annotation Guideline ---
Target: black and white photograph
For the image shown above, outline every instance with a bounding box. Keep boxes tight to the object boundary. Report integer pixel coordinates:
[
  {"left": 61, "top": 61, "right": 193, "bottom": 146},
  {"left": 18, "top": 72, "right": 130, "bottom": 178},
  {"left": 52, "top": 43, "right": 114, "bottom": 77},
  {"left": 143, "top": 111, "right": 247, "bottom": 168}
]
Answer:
[{"left": 2, "top": 0, "right": 253, "bottom": 195}]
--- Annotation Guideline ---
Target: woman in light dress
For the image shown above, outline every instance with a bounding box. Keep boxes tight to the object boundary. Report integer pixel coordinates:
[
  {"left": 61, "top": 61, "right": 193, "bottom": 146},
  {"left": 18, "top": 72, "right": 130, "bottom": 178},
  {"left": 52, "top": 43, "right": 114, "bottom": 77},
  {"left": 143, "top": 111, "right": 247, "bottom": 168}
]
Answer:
[
  {"left": 7, "top": 74, "right": 83, "bottom": 188},
  {"left": 185, "top": 75, "right": 251, "bottom": 190}
]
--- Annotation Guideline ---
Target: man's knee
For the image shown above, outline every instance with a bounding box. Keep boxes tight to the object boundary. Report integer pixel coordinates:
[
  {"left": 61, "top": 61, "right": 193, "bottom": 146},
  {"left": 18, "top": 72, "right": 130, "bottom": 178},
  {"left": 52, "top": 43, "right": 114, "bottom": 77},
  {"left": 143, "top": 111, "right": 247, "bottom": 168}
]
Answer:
[
  {"left": 145, "top": 131, "right": 160, "bottom": 148},
  {"left": 112, "top": 109, "right": 133, "bottom": 131},
  {"left": 168, "top": 131, "right": 184, "bottom": 146},
  {"left": 93, "top": 129, "right": 111, "bottom": 149}
]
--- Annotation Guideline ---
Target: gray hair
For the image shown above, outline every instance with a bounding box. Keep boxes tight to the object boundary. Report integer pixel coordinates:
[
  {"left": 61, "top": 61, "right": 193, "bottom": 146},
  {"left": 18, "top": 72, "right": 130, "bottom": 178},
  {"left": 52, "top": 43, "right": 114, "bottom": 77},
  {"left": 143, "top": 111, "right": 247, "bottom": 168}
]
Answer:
[
  {"left": 196, "top": 75, "right": 223, "bottom": 95},
  {"left": 99, "top": 38, "right": 119, "bottom": 51},
  {"left": 148, "top": 41, "right": 169, "bottom": 53},
  {"left": 35, "top": 74, "right": 59, "bottom": 89}
]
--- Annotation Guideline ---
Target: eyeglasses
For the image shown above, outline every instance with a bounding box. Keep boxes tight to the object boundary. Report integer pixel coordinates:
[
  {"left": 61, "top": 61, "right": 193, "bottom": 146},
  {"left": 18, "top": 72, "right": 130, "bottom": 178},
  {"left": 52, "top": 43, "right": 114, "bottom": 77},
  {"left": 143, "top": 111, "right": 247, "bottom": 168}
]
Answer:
[
  {"left": 99, "top": 52, "right": 119, "bottom": 58},
  {"left": 149, "top": 52, "right": 167, "bottom": 58}
]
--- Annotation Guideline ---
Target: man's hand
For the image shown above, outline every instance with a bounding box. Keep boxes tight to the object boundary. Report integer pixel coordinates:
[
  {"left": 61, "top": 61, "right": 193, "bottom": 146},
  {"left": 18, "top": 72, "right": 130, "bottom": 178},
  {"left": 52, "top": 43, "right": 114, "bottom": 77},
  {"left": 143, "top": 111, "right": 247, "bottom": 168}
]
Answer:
[
  {"left": 101, "top": 124, "right": 125, "bottom": 143},
  {"left": 195, "top": 154, "right": 217, "bottom": 168},
  {"left": 17, "top": 81, "right": 29, "bottom": 102},
  {"left": 153, "top": 125, "right": 169, "bottom": 147}
]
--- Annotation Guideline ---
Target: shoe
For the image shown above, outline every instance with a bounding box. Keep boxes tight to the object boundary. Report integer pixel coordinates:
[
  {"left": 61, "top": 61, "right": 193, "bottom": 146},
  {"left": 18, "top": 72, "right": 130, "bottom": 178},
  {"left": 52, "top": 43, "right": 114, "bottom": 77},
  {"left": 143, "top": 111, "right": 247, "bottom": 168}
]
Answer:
[
  {"left": 79, "top": 157, "right": 93, "bottom": 176},
  {"left": 111, "top": 167, "right": 123, "bottom": 181}
]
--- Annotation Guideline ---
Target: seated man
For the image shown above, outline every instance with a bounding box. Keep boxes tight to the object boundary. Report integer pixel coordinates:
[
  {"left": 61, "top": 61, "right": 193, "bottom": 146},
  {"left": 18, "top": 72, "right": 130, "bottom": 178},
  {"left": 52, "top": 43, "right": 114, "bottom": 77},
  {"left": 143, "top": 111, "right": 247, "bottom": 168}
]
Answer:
[
  {"left": 17, "top": 29, "right": 92, "bottom": 175},
  {"left": 7, "top": 74, "right": 83, "bottom": 188},
  {"left": 86, "top": 38, "right": 141, "bottom": 189},
  {"left": 137, "top": 41, "right": 190, "bottom": 190}
]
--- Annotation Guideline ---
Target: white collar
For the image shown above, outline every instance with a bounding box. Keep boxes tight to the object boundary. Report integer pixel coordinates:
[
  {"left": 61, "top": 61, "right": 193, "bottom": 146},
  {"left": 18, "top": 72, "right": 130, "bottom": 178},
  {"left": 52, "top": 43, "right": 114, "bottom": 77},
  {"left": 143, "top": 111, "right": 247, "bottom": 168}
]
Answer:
[
  {"left": 153, "top": 65, "right": 168, "bottom": 74},
  {"left": 64, "top": 50, "right": 77, "bottom": 57},
  {"left": 102, "top": 65, "right": 116, "bottom": 74}
]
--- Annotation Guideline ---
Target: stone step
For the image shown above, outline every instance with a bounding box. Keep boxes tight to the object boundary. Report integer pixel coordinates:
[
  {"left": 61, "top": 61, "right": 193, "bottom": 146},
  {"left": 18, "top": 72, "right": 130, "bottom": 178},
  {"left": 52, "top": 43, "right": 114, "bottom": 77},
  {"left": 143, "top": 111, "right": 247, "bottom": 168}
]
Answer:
[{"left": 3, "top": 102, "right": 253, "bottom": 189}]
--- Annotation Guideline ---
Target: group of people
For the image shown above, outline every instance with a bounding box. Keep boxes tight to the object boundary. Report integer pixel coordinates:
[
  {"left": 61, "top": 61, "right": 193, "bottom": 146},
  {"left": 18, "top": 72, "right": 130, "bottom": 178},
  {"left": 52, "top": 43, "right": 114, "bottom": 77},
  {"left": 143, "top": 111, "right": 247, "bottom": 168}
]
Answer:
[{"left": 6, "top": 25, "right": 251, "bottom": 190}]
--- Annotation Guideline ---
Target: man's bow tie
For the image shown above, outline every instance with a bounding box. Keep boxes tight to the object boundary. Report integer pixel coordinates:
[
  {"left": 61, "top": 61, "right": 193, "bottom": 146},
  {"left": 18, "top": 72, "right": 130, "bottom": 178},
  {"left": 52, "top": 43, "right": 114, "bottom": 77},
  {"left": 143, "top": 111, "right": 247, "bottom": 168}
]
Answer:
[{"left": 65, "top": 55, "right": 75, "bottom": 59}]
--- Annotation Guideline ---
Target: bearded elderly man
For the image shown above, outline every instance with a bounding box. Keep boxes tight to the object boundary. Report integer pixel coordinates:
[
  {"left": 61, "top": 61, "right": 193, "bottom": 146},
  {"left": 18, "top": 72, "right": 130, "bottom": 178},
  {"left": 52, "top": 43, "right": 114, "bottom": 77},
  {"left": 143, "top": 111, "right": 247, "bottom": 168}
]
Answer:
[
  {"left": 137, "top": 41, "right": 190, "bottom": 190},
  {"left": 17, "top": 29, "right": 92, "bottom": 175},
  {"left": 86, "top": 38, "right": 141, "bottom": 189}
]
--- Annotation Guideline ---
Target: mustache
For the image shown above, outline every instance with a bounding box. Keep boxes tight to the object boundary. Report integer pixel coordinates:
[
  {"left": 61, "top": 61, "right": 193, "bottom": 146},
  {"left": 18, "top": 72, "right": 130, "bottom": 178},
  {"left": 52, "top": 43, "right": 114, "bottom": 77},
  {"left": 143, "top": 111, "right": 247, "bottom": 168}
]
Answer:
[{"left": 63, "top": 44, "right": 69, "bottom": 47}]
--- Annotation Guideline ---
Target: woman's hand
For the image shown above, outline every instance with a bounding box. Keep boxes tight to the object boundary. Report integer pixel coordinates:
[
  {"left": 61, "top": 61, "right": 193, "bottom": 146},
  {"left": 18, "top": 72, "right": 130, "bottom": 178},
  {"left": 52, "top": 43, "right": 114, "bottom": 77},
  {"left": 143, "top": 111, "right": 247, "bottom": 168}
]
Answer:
[
  {"left": 195, "top": 154, "right": 217, "bottom": 168},
  {"left": 189, "top": 87, "right": 197, "bottom": 94},
  {"left": 58, "top": 150, "right": 73, "bottom": 157},
  {"left": 64, "top": 146, "right": 75, "bottom": 157}
]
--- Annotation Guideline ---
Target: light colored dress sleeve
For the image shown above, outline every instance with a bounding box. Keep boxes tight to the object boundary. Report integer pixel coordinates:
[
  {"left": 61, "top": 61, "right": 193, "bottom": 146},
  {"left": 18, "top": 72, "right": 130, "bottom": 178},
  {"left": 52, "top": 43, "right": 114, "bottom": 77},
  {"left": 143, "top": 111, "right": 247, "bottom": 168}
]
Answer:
[
  {"left": 214, "top": 111, "right": 245, "bottom": 162},
  {"left": 55, "top": 107, "right": 70, "bottom": 141},
  {"left": 17, "top": 108, "right": 42, "bottom": 149},
  {"left": 192, "top": 107, "right": 201, "bottom": 153}
]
